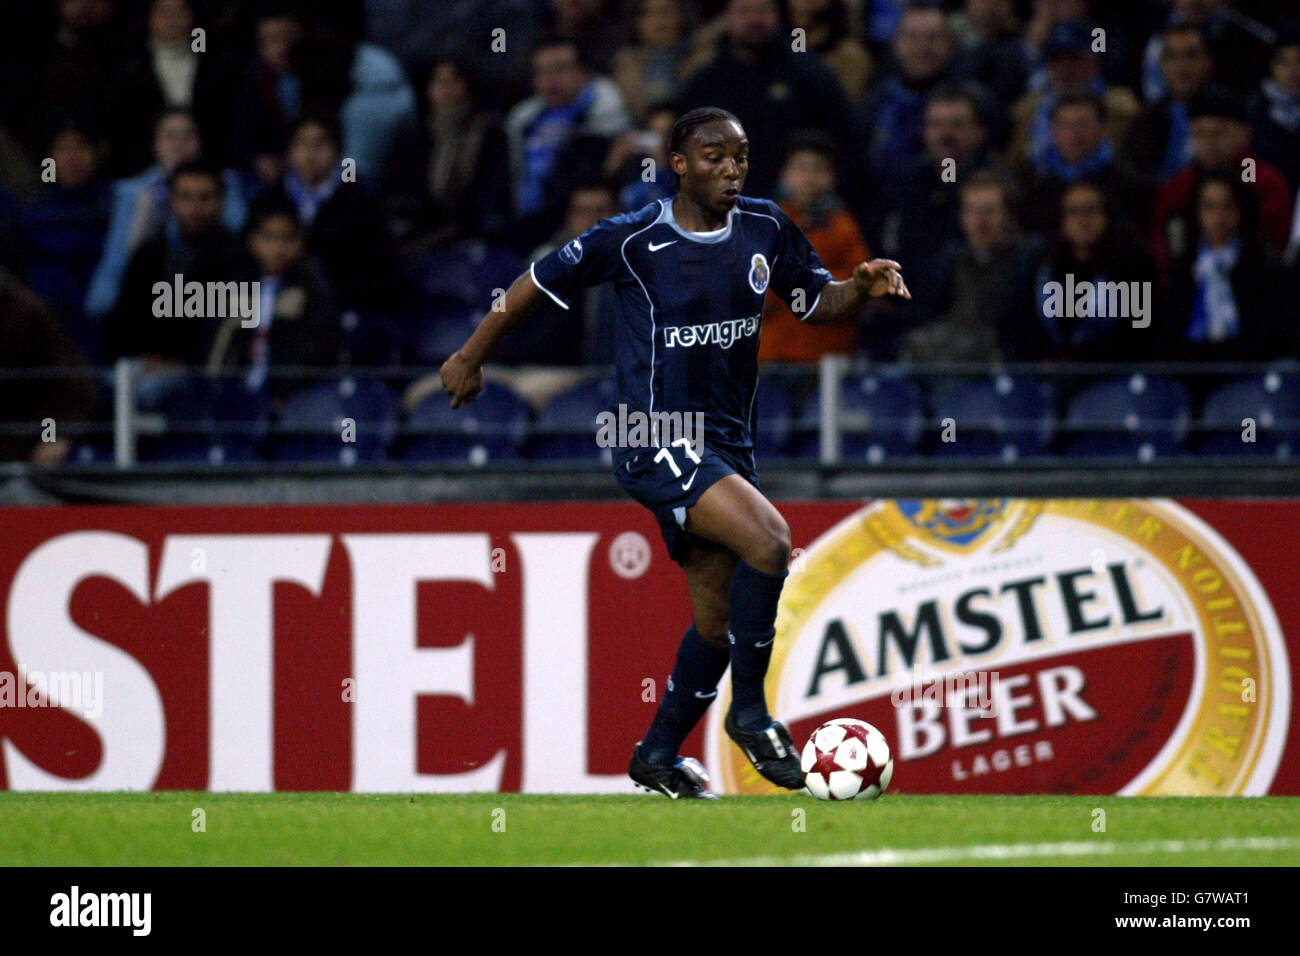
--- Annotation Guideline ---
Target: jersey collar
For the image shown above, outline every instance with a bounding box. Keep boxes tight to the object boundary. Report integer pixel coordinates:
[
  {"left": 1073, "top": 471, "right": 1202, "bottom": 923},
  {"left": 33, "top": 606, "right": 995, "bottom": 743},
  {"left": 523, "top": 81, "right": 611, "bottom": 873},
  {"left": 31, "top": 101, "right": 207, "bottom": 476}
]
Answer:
[{"left": 658, "top": 197, "right": 735, "bottom": 244}]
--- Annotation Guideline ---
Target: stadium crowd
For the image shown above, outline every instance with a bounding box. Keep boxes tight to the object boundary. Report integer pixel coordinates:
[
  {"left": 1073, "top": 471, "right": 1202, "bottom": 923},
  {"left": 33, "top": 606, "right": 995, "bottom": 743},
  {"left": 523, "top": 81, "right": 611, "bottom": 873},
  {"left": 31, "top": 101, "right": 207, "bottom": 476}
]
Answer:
[{"left": 1, "top": 0, "right": 1299, "bottom": 462}]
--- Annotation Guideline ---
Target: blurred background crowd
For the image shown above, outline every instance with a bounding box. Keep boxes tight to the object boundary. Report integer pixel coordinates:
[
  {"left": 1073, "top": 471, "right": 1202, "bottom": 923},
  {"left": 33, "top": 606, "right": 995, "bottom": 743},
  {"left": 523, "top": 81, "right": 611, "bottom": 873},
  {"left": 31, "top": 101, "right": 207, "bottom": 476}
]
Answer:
[{"left": 2, "top": 0, "right": 1299, "bottom": 464}]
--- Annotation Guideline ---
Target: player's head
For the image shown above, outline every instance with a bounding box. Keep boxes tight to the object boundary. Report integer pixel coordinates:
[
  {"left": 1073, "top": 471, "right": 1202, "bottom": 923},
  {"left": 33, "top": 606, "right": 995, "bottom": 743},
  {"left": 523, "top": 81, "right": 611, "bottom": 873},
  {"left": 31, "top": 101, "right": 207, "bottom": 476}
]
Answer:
[{"left": 669, "top": 107, "right": 746, "bottom": 217}]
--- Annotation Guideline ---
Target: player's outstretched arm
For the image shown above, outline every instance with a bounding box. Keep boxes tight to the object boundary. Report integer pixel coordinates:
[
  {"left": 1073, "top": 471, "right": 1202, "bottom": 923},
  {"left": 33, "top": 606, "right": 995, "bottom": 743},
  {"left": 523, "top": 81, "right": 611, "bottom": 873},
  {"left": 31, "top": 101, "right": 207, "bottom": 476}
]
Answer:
[
  {"left": 802, "top": 259, "right": 911, "bottom": 327},
  {"left": 440, "top": 270, "right": 545, "bottom": 408}
]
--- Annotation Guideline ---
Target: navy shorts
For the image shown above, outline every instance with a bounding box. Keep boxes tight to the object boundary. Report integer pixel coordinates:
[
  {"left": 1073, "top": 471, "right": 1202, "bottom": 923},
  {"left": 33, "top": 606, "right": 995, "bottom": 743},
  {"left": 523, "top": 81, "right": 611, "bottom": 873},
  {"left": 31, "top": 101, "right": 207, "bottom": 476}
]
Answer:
[{"left": 614, "top": 443, "right": 760, "bottom": 565}]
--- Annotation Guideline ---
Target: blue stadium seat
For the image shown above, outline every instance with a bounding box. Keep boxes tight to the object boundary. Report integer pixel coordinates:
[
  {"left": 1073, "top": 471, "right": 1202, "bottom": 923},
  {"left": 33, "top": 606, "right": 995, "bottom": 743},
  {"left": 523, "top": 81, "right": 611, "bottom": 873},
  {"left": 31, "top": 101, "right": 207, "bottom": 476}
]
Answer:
[
  {"left": 1193, "top": 371, "right": 1300, "bottom": 458},
  {"left": 927, "top": 374, "right": 1056, "bottom": 461},
  {"left": 404, "top": 306, "right": 480, "bottom": 366},
  {"left": 400, "top": 381, "right": 531, "bottom": 464},
  {"left": 402, "top": 243, "right": 523, "bottom": 366},
  {"left": 1060, "top": 374, "right": 1190, "bottom": 460},
  {"left": 139, "top": 375, "right": 270, "bottom": 465},
  {"left": 407, "top": 241, "right": 523, "bottom": 313},
  {"left": 791, "top": 372, "right": 923, "bottom": 463},
  {"left": 754, "top": 378, "right": 795, "bottom": 459},
  {"left": 528, "top": 377, "right": 618, "bottom": 463},
  {"left": 269, "top": 378, "right": 399, "bottom": 465},
  {"left": 341, "top": 310, "right": 403, "bottom": 367}
]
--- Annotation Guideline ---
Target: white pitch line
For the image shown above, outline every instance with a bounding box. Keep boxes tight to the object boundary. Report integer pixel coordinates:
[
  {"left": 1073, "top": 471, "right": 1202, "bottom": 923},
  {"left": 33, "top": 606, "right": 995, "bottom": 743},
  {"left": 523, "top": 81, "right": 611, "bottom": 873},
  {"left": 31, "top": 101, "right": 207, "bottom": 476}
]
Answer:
[{"left": 649, "top": 835, "right": 1300, "bottom": 867}]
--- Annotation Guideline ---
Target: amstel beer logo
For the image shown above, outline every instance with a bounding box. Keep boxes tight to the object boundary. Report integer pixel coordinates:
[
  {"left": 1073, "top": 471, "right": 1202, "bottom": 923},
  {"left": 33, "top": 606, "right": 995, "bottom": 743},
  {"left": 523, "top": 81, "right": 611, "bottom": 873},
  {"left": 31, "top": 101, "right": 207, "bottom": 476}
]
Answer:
[{"left": 705, "top": 499, "right": 1290, "bottom": 795}]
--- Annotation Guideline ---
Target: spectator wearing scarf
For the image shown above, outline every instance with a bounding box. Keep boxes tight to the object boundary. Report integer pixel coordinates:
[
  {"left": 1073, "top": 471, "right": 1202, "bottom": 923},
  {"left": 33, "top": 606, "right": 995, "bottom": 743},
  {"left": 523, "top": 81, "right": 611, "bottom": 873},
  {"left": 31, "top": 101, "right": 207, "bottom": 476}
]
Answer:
[
  {"left": 504, "top": 35, "right": 630, "bottom": 250},
  {"left": 1168, "top": 171, "right": 1297, "bottom": 362}
]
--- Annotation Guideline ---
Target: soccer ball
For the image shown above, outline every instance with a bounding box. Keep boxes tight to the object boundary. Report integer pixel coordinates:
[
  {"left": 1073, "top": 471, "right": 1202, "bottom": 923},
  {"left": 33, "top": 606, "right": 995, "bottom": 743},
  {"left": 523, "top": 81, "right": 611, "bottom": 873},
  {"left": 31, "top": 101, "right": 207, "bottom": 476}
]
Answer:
[{"left": 801, "top": 718, "right": 893, "bottom": 800}]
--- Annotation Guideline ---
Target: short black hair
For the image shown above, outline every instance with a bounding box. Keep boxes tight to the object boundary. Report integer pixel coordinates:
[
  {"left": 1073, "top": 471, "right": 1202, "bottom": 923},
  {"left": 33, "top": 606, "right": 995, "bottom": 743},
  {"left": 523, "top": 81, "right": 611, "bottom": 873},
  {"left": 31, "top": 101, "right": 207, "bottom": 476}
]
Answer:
[
  {"left": 960, "top": 167, "right": 1021, "bottom": 221},
  {"left": 783, "top": 129, "right": 838, "bottom": 166},
  {"left": 168, "top": 158, "right": 224, "bottom": 191},
  {"left": 291, "top": 112, "right": 343, "bottom": 149},
  {"left": 669, "top": 107, "right": 741, "bottom": 155},
  {"left": 570, "top": 176, "right": 620, "bottom": 199},
  {"left": 1187, "top": 85, "right": 1247, "bottom": 122},
  {"left": 255, "top": 0, "right": 305, "bottom": 21},
  {"left": 531, "top": 31, "right": 586, "bottom": 68},
  {"left": 925, "top": 83, "right": 988, "bottom": 127},
  {"left": 1051, "top": 91, "right": 1107, "bottom": 124},
  {"left": 1161, "top": 21, "right": 1211, "bottom": 50},
  {"left": 151, "top": 106, "right": 198, "bottom": 135},
  {"left": 48, "top": 115, "right": 106, "bottom": 148},
  {"left": 246, "top": 191, "right": 303, "bottom": 236}
]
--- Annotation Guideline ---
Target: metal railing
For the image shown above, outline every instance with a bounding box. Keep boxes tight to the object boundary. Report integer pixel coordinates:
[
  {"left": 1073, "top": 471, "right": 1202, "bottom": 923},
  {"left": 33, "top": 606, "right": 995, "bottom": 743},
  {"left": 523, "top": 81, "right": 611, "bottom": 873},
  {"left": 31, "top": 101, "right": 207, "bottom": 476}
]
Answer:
[{"left": 2, "top": 357, "right": 1298, "bottom": 471}]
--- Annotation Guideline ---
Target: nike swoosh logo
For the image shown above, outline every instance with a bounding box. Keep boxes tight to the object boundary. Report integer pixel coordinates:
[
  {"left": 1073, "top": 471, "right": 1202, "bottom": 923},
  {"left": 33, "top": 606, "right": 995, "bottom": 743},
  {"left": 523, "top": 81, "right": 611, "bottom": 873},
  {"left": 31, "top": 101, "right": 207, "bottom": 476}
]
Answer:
[
  {"left": 648, "top": 240, "right": 677, "bottom": 252},
  {"left": 693, "top": 690, "right": 718, "bottom": 699},
  {"left": 755, "top": 637, "right": 774, "bottom": 648},
  {"left": 658, "top": 783, "right": 679, "bottom": 799},
  {"left": 681, "top": 472, "right": 697, "bottom": 491}
]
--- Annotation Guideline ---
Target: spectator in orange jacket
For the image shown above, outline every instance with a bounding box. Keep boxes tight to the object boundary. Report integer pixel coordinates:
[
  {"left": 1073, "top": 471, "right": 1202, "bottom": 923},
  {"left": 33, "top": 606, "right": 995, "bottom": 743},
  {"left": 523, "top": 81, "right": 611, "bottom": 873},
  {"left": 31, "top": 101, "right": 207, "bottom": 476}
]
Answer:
[{"left": 758, "top": 132, "right": 870, "bottom": 364}]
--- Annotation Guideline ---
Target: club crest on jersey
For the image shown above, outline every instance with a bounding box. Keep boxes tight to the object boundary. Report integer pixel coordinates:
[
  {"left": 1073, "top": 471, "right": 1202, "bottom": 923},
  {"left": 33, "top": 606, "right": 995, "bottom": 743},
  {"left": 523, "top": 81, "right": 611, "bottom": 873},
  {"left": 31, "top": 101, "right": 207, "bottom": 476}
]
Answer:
[
  {"left": 748, "top": 254, "right": 770, "bottom": 294},
  {"left": 560, "top": 237, "right": 583, "bottom": 265}
]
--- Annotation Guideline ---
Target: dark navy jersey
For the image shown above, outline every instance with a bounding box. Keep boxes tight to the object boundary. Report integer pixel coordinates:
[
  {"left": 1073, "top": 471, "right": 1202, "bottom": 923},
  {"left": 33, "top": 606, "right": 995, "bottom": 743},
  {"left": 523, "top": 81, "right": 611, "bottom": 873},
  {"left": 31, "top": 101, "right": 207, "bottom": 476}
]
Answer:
[{"left": 530, "top": 196, "right": 833, "bottom": 460}]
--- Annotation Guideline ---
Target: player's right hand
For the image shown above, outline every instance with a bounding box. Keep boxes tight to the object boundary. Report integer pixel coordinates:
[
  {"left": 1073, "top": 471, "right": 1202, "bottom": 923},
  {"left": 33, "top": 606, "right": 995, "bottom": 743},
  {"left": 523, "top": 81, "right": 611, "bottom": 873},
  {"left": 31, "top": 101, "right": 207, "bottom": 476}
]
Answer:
[{"left": 440, "top": 351, "right": 483, "bottom": 409}]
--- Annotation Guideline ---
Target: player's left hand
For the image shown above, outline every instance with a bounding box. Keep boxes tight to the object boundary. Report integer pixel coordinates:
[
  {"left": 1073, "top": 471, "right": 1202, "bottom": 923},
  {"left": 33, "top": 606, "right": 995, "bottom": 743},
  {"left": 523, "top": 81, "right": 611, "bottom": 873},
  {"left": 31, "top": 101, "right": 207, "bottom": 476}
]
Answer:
[{"left": 853, "top": 259, "right": 911, "bottom": 300}]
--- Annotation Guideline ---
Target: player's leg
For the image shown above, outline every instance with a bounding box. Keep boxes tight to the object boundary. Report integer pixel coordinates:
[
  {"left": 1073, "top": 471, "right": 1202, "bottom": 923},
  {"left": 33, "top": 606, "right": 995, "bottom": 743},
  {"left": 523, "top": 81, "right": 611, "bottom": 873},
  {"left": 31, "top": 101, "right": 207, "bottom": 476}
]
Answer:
[
  {"left": 636, "top": 539, "right": 737, "bottom": 768},
  {"left": 685, "top": 473, "right": 790, "bottom": 576},
  {"left": 687, "top": 474, "right": 790, "bottom": 727},
  {"left": 617, "top": 448, "right": 799, "bottom": 791},
  {"left": 684, "top": 475, "right": 804, "bottom": 788}
]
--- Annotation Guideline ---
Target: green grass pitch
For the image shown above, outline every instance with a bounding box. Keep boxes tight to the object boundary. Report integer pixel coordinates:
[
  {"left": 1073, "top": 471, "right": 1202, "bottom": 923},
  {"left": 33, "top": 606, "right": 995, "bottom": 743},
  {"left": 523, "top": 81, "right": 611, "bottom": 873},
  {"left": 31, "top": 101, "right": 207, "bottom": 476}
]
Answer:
[{"left": 3, "top": 793, "right": 1298, "bottom": 866}]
